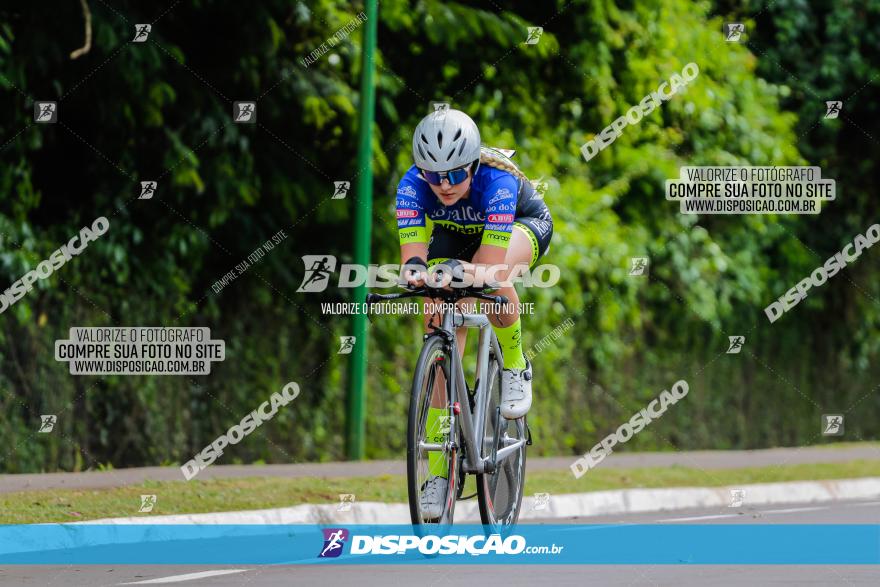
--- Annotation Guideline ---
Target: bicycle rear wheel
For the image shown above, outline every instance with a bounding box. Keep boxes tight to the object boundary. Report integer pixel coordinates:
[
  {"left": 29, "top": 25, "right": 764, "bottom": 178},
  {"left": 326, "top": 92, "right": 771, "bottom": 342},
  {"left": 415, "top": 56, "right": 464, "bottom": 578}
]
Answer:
[
  {"left": 407, "top": 334, "right": 459, "bottom": 525},
  {"left": 476, "top": 359, "right": 527, "bottom": 530}
]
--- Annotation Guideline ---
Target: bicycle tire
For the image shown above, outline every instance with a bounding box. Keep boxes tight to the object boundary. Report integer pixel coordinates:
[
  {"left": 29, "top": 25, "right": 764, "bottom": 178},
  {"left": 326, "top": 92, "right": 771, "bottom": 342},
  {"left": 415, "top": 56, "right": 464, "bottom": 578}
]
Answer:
[{"left": 407, "top": 334, "right": 459, "bottom": 525}]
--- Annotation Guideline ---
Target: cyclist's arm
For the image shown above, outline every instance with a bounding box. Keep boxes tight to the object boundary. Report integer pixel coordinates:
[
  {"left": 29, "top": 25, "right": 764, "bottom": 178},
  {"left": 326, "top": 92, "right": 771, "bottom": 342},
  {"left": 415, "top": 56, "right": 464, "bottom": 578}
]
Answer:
[
  {"left": 471, "top": 243, "right": 506, "bottom": 266},
  {"left": 472, "top": 176, "right": 517, "bottom": 268},
  {"left": 400, "top": 242, "right": 429, "bottom": 266},
  {"left": 396, "top": 175, "right": 430, "bottom": 284}
]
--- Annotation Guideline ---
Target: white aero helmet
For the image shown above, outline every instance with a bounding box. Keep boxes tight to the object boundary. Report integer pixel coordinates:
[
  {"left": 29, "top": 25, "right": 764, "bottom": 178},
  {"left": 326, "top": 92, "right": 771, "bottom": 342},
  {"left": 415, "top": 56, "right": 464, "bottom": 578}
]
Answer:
[{"left": 412, "top": 109, "right": 481, "bottom": 172}]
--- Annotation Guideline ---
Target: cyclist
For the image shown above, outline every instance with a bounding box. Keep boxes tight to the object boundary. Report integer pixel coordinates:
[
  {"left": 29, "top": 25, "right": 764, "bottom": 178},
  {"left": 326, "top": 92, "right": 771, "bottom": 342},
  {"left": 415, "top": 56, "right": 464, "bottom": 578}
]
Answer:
[{"left": 395, "top": 109, "right": 553, "bottom": 516}]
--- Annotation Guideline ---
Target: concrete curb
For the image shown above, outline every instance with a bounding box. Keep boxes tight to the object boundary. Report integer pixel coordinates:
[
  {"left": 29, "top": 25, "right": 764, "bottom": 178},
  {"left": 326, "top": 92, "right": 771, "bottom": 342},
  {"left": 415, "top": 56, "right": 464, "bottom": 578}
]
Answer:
[
  {"left": 78, "top": 476, "right": 880, "bottom": 525},
  {"left": 1, "top": 477, "right": 872, "bottom": 556}
]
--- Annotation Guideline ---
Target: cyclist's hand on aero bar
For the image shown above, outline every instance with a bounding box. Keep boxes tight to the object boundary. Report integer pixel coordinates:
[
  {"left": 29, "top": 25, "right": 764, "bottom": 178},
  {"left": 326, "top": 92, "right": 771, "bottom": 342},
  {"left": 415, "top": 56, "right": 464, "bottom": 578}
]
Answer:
[{"left": 401, "top": 256, "right": 428, "bottom": 289}]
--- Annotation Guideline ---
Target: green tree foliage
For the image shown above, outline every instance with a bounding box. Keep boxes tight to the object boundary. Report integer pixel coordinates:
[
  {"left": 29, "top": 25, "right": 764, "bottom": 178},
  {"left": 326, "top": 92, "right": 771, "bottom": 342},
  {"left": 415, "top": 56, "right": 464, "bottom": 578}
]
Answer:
[{"left": 0, "top": 0, "right": 875, "bottom": 472}]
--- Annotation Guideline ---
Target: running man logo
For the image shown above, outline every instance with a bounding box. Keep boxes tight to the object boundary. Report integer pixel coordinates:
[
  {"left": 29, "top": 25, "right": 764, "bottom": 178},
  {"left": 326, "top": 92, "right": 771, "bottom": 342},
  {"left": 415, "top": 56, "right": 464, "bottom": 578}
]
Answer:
[
  {"left": 139, "top": 494, "right": 157, "bottom": 513},
  {"left": 233, "top": 102, "right": 257, "bottom": 124},
  {"left": 729, "top": 489, "right": 745, "bottom": 508},
  {"left": 822, "top": 414, "right": 844, "bottom": 436},
  {"left": 38, "top": 414, "right": 57, "bottom": 433},
  {"left": 531, "top": 179, "right": 549, "bottom": 200},
  {"left": 332, "top": 181, "right": 350, "bottom": 200},
  {"left": 34, "top": 102, "right": 57, "bottom": 123},
  {"left": 724, "top": 23, "right": 745, "bottom": 42},
  {"left": 139, "top": 181, "right": 157, "bottom": 200},
  {"left": 825, "top": 101, "right": 843, "bottom": 119},
  {"left": 338, "top": 336, "right": 356, "bottom": 355},
  {"left": 337, "top": 494, "right": 355, "bottom": 512},
  {"left": 297, "top": 255, "right": 338, "bottom": 292},
  {"left": 726, "top": 336, "right": 745, "bottom": 354},
  {"left": 132, "top": 24, "right": 152, "bottom": 42},
  {"left": 430, "top": 101, "right": 450, "bottom": 123},
  {"left": 629, "top": 257, "right": 649, "bottom": 276},
  {"left": 533, "top": 492, "right": 551, "bottom": 511},
  {"left": 436, "top": 415, "right": 453, "bottom": 435},
  {"left": 526, "top": 27, "right": 543, "bottom": 45},
  {"left": 318, "top": 528, "right": 349, "bottom": 558}
]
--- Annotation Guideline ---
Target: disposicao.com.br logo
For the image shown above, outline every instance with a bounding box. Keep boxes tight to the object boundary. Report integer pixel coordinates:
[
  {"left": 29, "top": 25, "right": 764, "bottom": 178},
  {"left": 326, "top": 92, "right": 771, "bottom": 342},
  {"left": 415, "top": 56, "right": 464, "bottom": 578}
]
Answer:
[
  {"left": 317, "top": 528, "right": 563, "bottom": 558},
  {"left": 296, "top": 255, "right": 559, "bottom": 292}
]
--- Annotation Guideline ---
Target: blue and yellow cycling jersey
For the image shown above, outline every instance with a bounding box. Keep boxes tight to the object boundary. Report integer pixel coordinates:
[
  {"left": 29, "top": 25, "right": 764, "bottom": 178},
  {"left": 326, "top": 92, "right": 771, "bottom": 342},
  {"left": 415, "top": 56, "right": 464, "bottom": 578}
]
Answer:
[{"left": 395, "top": 164, "right": 521, "bottom": 249}]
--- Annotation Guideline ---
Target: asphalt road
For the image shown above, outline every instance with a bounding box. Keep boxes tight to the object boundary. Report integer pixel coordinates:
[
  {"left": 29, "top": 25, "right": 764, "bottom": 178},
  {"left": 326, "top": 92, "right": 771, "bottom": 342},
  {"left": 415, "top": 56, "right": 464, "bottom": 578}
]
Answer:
[{"left": 5, "top": 498, "right": 879, "bottom": 586}]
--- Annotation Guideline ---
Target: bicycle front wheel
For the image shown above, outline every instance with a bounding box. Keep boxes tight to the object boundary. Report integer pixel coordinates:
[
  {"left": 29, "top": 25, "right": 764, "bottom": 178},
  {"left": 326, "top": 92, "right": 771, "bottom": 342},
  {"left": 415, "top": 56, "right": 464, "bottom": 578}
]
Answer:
[{"left": 407, "top": 334, "right": 459, "bottom": 525}]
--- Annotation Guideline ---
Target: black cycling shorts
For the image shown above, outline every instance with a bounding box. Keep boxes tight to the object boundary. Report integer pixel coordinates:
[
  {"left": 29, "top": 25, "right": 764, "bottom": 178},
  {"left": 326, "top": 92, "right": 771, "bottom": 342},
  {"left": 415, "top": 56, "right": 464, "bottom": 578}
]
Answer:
[{"left": 427, "top": 213, "right": 553, "bottom": 268}]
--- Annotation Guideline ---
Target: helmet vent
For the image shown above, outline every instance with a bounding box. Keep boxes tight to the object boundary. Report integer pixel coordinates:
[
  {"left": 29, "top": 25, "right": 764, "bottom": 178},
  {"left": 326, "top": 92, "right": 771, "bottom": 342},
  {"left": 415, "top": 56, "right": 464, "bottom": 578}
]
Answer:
[
  {"left": 453, "top": 128, "right": 462, "bottom": 141},
  {"left": 437, "top": 131, "right": 443, "bottom": 148},
  {"left": 456, "top": 139, "right": 468, "bottom": 157},
  {"left": 420, "top": 133, "right": 429, "bottom": 145}
]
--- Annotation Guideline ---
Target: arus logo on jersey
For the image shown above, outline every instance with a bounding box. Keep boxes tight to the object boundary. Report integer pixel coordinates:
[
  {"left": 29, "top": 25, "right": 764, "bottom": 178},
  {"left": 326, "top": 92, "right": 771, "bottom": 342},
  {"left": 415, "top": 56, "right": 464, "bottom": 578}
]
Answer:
[
  {"left": 488, "top": 213, "right": 514, "bottom": 223},
  {"left": 397, "top": 185, "right": 417, "bottom": 197},
  {"left": 397, "top": 209, "right": 418, "bottom": 219}
]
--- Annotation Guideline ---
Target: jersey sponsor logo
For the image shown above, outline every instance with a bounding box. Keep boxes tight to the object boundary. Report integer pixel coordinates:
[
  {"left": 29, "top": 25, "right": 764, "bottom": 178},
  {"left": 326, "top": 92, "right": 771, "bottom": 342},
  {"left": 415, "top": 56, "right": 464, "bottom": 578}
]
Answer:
[
  {"left": 398, "top": 227, "right": 425, "bottom": 243},
  {"left": 494, "top": 202, "right": 516, "bottom": 211},
  {"left": 396, "top": 209, "right": 418, "bottom": 219},
  {"left": 397, "top": 185, "right": 417, "bottom": 197},
  {"left": 529, "top": 218, "right": 552, "bottom": 237},
  {"left": 484, "top": 222, "right": 512, "bottom": 232},
  {"left": 491, "top": 187, "right": 514, "bottom": 201},
  {"left": 430, "top": 206, "right": 485, "bottom": 223},
  {"left": 397, "top": 218, "right": 422, "bottom": 227},
  {"left": 483, "top": 231, "right": 511, "bottom": 244},
  {"left": 488, "top": 213, "right": 514, "bottom": 223},
  {"left": 433, "top": 220, "right": 483, "bottom": 235},
  {"left": 488, "top": 191, "right": 512, "bottom": 205}
]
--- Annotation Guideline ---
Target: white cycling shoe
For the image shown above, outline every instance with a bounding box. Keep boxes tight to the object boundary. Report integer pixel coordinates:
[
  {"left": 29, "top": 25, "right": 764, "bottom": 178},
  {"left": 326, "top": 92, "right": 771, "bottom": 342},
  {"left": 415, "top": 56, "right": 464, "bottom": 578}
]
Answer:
[
  {"left": 419, "top": 475, "right": 449, "bottom": 520},
  {"left": 500, "top": 360, "right": 532, "bottom": 419}
]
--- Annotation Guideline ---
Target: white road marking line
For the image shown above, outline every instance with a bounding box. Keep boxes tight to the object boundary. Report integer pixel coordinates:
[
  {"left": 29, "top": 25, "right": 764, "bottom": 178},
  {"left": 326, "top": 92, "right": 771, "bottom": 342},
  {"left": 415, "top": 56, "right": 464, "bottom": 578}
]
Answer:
[
  {"left": 120, "top": 569, "right": 249, "bottom": 584},
  {"left": 762, "top": 506, "right": 828, "bottom": 514},
  {"left": 661, "top": 504, "right": 839, "bottom": 522},
  {"left": 658, "top": 513, "right": 742, "bottom": 522}
]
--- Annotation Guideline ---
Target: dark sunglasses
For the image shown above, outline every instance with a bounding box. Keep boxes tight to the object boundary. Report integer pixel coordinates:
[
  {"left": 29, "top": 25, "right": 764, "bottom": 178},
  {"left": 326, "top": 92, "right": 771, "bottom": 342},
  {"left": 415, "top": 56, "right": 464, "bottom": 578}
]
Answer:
[{"left": 419, "top": 164, "right": 471, "bottom": 186}]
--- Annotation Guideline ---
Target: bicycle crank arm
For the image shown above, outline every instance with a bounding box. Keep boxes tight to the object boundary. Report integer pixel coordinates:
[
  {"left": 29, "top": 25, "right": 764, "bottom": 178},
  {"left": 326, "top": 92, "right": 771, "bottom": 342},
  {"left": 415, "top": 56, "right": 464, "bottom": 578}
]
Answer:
[{"left": 494, "top": 439, "right": 527, "bottom": 462}]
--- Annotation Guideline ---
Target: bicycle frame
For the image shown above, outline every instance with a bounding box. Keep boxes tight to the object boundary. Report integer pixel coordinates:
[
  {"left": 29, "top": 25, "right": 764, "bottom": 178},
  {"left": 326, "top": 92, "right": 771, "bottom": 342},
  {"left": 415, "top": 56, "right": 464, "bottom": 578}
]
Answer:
[{"left": 427, "top": 307, "right": 527, "bottom": 475}]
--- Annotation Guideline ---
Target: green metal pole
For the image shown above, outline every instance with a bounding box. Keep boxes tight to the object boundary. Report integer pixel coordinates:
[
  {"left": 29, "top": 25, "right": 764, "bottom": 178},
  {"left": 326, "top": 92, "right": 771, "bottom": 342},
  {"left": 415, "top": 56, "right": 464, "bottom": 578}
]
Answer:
[{"left": 347, "top": 0, "right": 378, "bottom": 460}]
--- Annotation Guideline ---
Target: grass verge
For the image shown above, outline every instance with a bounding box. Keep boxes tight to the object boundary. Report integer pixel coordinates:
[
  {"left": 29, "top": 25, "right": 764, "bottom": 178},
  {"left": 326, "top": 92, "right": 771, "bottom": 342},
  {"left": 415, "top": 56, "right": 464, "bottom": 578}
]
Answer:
[{"left": 3, "top": 459, "right": 879, "bottom": 523}]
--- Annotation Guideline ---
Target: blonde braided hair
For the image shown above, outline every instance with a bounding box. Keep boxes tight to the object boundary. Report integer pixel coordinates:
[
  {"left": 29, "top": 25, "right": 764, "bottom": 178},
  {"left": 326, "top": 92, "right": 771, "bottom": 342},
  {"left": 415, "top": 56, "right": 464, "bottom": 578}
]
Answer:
[{"left": 478, "top": 146, "right": 531, "bottom": 183}]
